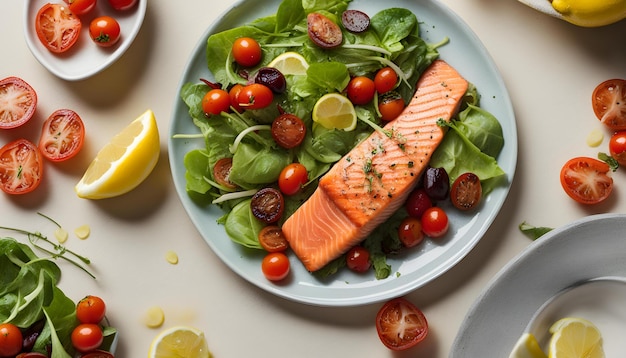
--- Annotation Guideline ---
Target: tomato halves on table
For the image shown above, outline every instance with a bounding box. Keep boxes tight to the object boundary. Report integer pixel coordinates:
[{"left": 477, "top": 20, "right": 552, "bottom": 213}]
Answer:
[
  {"left": 560, "top": 156, "right": 613, "bottom": 205},
  {"left": 38, "top": 109, "right": 85, "bottom": 162},
  {"left": 376, "top": 298, "right": 428, "bottom": 351},
  {"left": 0, "top": 139, "right": 44, "bottom": 195},
  {"left": 0, "top": 76, "right": 37, "bottom": 129}
]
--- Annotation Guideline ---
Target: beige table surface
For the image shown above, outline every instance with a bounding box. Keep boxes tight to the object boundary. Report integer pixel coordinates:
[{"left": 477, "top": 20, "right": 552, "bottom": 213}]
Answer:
[{"left": 2, "top": 1, "right": 626, "bottom": 357}]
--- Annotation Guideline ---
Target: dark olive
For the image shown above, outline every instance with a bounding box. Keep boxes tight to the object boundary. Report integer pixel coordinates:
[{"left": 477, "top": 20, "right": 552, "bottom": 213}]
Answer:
[
  {"left": 341, "top": 10, "right": 370, "bottom": 33},
  {"left": 254, "top": 67, "right": 287, "bottom": 94},
  {"left": 423, "top": 167, "right": 450, "bottom": 201}
]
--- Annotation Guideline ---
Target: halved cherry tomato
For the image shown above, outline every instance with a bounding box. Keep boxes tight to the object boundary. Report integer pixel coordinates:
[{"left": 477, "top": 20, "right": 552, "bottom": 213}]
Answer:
[
  {"left": 278, "top": 163, "right": 307, "bottom": 196},
  {"left": 450, "top": 172, "right": 482, "bottom": 211},
  {"left": 560, "top": 156, "right": 613, "bottom": 205},
  {"left": 421, "top": 207, "right": 449, "bottom": 238},
  {"left": 76, "top": 295, "right": 106, "bottom": 324},
  {"left": 272, "top": 114, "right": 306, "bottom": 149},
  {"left": 35, "top": 3, "right": 82, "bottom": 53},
  {"left": 592, "top": 79, "right": 626, "bottom": 131},
  {"left": 307, "top": 12, "right": 342, "bottom": 49},
  {"left": 378, "top": 91, "right": 405, "bottom": 121},
  {"left": 261, "top": 252, "right": 290, "bottom": 281},
  {"left": 0, "top": 139, "right": 44, "bottom": 195},
  {"left": 374, "top": 67, "right": 398, "bottom": 94},
  {"left": 107, "top": 0, "right": 138, "bottom": 10},
  {"left": 0, "top": 76, "right": 38, "bottom": 129},
  {"left": 347, "top": 76, "right": 376, "bottom": 105},
  {"left": 89, "top": 16, "right": 121, "bottom": 47},
  {"left": 232, "top": 37, "right": 262, "bottom": 67},
  {"left": 609, "top": 131, "right": 626, "bottom": 166},
  {"left": 405, "top": 188, "right": 432, "bottom": 219},
  {"left": 398, "top": 217, "right": 424, "bottom": 248},
  {"left": 376, "top": 298, "right": 428, "bottom": 351},
  {"left": 251, "top": 187, "right": 284, "bottom": 223},
  {"left": 0, "top": 323, "right": 23, "bottom": 357},
  {"left": 346, "top": 246, "right": 371, "bottom": 273},
  {"left": 237, "top": 83, "right": 274, "bottom": 110},
  {"left": 258, "top": 225, "right": 289, "bottom": 252},
  {"left": 64, "top": 0, "right": 97, "bottom": 15},
  {"left": 38, "top": 109, "right": 85, "bottom": 162},
  {"left": 71, "top": 323, "right": 103, "bottom": 352},
  {"left": 213, "top": 157, "right": 237, "bottom": 189},
  {"left": 202, "top": 89, "right": 230, "bottom": 116}
]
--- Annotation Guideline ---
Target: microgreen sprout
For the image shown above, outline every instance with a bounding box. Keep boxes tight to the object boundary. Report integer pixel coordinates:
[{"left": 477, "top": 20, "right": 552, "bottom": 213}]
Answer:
[{"left": 0, "top": 212, "right": 95, "bottom": 279}]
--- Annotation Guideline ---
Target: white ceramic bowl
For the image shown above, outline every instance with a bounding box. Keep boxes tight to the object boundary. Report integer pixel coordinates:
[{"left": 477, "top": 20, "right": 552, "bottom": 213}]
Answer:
[{"left": 23, "top": 0, "right": 147, "bottom": 81}]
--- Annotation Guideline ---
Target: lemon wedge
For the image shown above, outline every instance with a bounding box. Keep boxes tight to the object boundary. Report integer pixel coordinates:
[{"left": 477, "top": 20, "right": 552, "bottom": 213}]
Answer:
[
  {"left": 75, "top": 109, "right": 160, "bottom": 199},
  {"left": 267, "top": 52, "right": 309, "bottom": 75},
  {"left": 551, "top": 0, "right": 626, "bottom": 27},
  {"left": 148, "top": 326, "right": 211, "bottom": 358},
  {"left": 312, "top": 93, "right": 357, "bottom": 131},
  {"left": 509, "top": 333, "right": 547, "bottom": 358},
  {"left": 548, "top": 317, "right": 604, "bottom": 358}
]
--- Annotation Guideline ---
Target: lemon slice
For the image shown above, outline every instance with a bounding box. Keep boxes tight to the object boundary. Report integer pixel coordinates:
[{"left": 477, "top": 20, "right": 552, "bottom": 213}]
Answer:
[
  {"left": 75, "top": 110, "right": 160, "bottom": 199},
  {"left": 312, "top": 93, "right": 357, "bottom": 131},
  {"left": 267, "top": 52, "right": 309, "bottom": 75},
  {"left": 509, "top": 333, "right": 547, "bottom": 358},
  {"left": 548, "top": 317, "right": 604, "bottom": 358},
  {"left": 148, "top": 326, "right": 211, "bottom": 358}
]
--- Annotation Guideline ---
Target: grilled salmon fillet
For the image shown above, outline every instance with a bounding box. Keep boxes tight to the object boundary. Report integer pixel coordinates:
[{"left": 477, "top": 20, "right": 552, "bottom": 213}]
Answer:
[{"left": 282, "top": 60, "right": 469, "bottom": 272}]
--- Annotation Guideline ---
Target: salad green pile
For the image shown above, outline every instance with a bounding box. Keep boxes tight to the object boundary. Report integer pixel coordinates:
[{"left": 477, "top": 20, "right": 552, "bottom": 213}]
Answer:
[
  {"left": 179, "top": 0, "right": 506, "bottom": 278},
  {"left": 0, "top": 229, "right": 116, "bottom": 357}
]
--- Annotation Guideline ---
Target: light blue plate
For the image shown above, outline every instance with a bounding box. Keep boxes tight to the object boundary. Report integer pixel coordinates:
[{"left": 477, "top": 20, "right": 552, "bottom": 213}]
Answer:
[{"left": 168, "top": 0, "right": 517, "bottom": 307}]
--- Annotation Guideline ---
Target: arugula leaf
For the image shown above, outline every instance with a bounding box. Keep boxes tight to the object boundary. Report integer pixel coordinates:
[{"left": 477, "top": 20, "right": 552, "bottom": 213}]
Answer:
[{"left": 519, "top": 222, "right": 553, "bottom": 240}]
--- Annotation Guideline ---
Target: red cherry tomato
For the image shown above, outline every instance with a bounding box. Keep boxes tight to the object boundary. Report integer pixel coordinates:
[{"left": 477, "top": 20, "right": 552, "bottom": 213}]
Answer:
[
  {"left": 405, "top": 188, "right": 432, "bottom": 219},
  {"left": 398, "top": 217, "right": 424, "bottom": 248},
  {"left": 35, "top": 3, "right": 82, "bottom": 53},
  {"left": 89, "top": 16, "right": 121, "bottom": 47},
  {"left": 71, "top": 323, "right": 104, "bottom": 352},
  {"left": 376, "top": 298, "right": 428, "bottom": 351},
  {"left": 229, "top": 84, "right": 244, "bottom": 112},
  {"left": 232, "top": 37, "right": 262, "bottom": 67},
  {"left": 346, "top": 246, "right": 371, "bottom": 273},
  {"left": 80, "top": 350, "right": 115, "bottom": 358},
  {"left": 374, "top": 67, "right": 398, "bottom": 94},
  {"left": 347, "top": 76, "right": 376, "bottom": 105},
  {"left": 261, "top": 252, "right": 290, "bottom": 281},
  {"left": 378, "top": 92, "right": 405, "bottom": 121},
  {"left": 592, "top": 79, "right": 626, "bottom": 131},
  {"left": 76, "top": 295, "right": 106, "bottom": 324},
  {"left": 421, "top": 207, "right": 449, "bottom": 238},
  {"left": 560, "top": 156, "right": 613, "bottom": 205},
  {"left": 0, "top": 139, "right": 44, "bottom": 195},
  {"left": 609, "top": 131, "right": 626, "bottom": 166},
  {"left": 258, "top": 225, "right": 289, "bottom": 252},
  {"left": 237, "top": 84, "right": 274, "bottom": 110},
  {"left": 278, "top": 163, "right": 308, "bottom": 196},
  {"left": 272, "top": 113, "right": 306, "bottom": 149},
  {"left": 307, "top": 12, "right": 343, "bottom": 48},
  {"left": 250, "top": 188, "right": 285, "bottom": 223},
  {"left": 450, "top": 172, "right": 482, "bottom": 211},
  {"left": 213, "top": 157, "right": 237, "bottom": 189},
  {"left": 0, "top": 323, "right": 23, "bottom": 357},
  {"left": 38, "top": 109, "right": 85, "bottom": 162},
  {"left": 64, "top": 0, "right": 97, "bottom": 15},
  {"left": 202, "top": 88, "right": 231, "bottom": 116},
  {"left": 16, "top": 353, "right": 48, "bottom": 358},
  {"left": 107, "top": 0, "right": 138, "bottom": 10},
  {"left": 0, "top": 76, "right": 38, "bottom": 129}
]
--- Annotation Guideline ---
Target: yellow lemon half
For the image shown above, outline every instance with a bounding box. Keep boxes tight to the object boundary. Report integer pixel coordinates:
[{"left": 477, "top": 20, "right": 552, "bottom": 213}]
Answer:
[
  {"left": 551, "top": 0, "right": 626, "bottom": 27},
  {"left": 267, "top": 52, "right": 309, "bottom": 75},
  {"left": 75, "top": 109, "right": 160, "bottom": 199},
  {"left": 509, "top": 332, "right": 548, "bottom": 358},
  {"left": 148, "top": 326, "right": 211, "bottom": 358},
  {"left": 312, "top": 93, "right": 357, "bottom": 131},
  {"left": 548, "top": 317, "right": 604, "bottom": 358}
]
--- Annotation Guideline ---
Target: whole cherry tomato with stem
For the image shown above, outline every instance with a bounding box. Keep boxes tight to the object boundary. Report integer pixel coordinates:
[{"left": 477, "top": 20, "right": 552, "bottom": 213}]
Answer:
[
  {"left": 0, "top": 323, "right": 23, "bottom": 357},
  {"left": 76, "top": 295, "right": 106, "bottom": 324},
  {"left": 237, "top": 83, "right": 274, "bottom": 110},
  {"left": 202, "top": 88, "right": 230, "bottom": 116},
  {"left": 232, "top": 37, "right": 262, "bottom": 67},
  {"left": 89, "top": 16, "right": 121, "bottom": 47}
]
